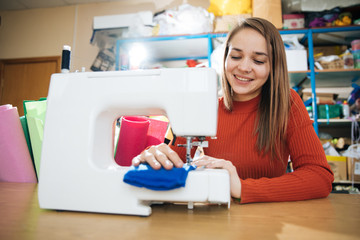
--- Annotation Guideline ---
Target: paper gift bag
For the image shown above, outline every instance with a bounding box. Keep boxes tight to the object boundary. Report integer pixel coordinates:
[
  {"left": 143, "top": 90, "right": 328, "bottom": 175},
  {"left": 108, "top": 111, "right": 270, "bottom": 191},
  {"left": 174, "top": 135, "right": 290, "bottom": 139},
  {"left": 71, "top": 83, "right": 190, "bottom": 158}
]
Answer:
[
  {"left": 0, "top": 104, "right": 37, "bottom": 182},
  {"left": 23, "top": 98, "right": 47, "bottom": 177}
]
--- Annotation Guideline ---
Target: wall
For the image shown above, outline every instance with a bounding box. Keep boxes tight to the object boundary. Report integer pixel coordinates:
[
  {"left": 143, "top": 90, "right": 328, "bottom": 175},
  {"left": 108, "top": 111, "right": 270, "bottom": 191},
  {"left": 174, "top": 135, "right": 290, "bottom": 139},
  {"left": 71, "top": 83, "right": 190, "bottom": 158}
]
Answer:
[
  {"left": 0, "top": 0, "right": 210, "bottom": 71},
  {"left": 0, "top": 6, "right": 75, "bottom": 59}
]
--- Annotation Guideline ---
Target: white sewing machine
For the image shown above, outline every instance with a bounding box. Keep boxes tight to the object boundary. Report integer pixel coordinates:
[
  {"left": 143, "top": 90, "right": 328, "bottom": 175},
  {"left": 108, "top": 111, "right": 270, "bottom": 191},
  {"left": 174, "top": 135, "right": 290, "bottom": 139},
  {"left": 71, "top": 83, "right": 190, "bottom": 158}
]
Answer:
[{"left": 38, "top": 68, "right": 230, "bottom": 216}]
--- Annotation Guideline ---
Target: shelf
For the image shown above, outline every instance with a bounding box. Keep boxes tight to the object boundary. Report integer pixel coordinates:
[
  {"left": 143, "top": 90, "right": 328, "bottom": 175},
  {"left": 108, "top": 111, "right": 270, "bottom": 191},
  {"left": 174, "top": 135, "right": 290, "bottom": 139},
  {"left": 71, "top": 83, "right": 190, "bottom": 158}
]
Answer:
[
  {"left": 117, "top": 35, "right": 209, "bottom": 61},
  {"left": 314, "top": 69, "right": 360, "bottom": 88},
  {"left": 279, "top": 25, "right": 360, "bottom": 46},
  {"left": 311, "top": 25, "right": 360, "bottom": 45},
  {"left": 288, "top": 71, "right": 310, "bottom": 87},
  {"left": 316, "top": 119, "right": 354, "bottom": 138},
  {"left": 115, "top": 33, "right": 227, "bottom": 70},
  {"left": 291, "top": 69, "right": 360, "bottom": 88},
  {"left": 334, "top": 180, "right": 360, "bottom": 184},
  {"left": 316, "top": 119, "right": 354, "bottom": 126}
]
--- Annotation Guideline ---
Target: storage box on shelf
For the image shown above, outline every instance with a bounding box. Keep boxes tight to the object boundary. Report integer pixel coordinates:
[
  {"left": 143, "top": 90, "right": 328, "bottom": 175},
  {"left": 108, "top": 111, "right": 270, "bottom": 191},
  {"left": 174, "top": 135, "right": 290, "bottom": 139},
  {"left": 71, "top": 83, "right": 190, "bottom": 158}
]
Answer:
[
  {"left": 326, "top": 155, "right": 360, "bottom": 185},
  {"left": 282, "top": 14, "right": 305, "bottom": 29},
  {"left": 326, "top": 156, "right": 348, "bottom": 182},
  {"left": 348, "top": 157, "right": 360, "bottom": 182},
  {"left": 285, "top": 49, "right": 308, "bottom": 71}
]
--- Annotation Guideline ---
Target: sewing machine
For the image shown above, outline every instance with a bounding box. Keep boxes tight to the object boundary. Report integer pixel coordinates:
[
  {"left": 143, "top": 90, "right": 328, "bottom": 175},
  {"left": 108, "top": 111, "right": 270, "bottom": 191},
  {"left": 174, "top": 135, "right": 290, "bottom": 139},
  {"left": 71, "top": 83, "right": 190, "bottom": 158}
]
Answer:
[{"left": 38, "top": 68, "right": 230, "bottom": 216}]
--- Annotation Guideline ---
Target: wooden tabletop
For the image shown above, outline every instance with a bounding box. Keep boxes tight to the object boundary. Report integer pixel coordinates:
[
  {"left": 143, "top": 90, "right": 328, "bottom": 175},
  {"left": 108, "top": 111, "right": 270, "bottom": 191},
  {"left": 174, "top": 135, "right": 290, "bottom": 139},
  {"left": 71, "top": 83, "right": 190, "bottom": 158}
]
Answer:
[{"left": 0, "top": 182, "right": 359, "bottom": 240}]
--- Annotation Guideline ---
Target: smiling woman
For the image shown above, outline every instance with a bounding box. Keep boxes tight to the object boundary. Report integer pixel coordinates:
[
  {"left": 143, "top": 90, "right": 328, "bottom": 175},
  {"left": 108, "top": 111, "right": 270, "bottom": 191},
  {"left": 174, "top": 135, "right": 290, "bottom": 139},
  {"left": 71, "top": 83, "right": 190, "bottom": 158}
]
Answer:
[
  {"left": 220, "top": 17, "right": 291, "bottom": 165},
  {"left": 134, "top": 17, "right": 334, "bottom": 204}
]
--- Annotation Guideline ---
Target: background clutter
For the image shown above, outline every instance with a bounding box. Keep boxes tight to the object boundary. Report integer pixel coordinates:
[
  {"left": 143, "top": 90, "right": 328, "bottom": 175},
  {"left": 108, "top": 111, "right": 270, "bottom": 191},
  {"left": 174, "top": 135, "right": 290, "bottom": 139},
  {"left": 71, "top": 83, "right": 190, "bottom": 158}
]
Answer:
[{"left": 153, "top": 4, "right": 214, "bottom": 36}]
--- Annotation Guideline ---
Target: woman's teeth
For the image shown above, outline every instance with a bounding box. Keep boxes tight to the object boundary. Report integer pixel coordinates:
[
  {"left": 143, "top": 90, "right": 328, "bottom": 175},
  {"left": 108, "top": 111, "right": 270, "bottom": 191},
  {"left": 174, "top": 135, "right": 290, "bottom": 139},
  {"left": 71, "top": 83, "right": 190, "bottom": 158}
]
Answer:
[{"left": 235, "top": 75, "right": 252, "bottom": 82}]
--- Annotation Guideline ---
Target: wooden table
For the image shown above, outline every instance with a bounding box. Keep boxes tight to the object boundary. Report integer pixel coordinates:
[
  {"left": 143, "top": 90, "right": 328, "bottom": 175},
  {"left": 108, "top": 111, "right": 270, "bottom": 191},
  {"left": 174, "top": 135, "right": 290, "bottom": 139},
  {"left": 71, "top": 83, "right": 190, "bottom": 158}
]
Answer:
[{"left": 0, "top": 183, "right": 359, "bottom": 240}]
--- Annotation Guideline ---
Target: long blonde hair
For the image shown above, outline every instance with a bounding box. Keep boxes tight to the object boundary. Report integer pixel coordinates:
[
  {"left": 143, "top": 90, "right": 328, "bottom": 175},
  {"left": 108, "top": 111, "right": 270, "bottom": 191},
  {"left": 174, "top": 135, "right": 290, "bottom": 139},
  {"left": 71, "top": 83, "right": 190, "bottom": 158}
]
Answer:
[{"left": 221, "top": 17, "right": 291, "bottom": 161}]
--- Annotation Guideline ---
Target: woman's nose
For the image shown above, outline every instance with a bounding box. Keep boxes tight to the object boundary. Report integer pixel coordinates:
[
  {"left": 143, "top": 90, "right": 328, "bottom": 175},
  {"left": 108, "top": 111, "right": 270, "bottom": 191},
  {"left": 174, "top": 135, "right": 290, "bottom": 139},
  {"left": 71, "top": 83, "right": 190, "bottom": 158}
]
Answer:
[{"left": 237, "top": 58, "right": 252, "bottom": 73}]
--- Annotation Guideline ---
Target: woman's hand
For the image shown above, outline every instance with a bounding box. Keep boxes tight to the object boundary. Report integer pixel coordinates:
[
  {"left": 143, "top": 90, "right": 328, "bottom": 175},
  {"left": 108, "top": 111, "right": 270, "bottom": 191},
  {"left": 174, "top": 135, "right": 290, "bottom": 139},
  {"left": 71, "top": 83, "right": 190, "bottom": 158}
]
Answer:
[
  {"left": 193, "top": 156, "right": 241, "bottom": 199},
  {"left": 132, "top": 143, "right": 184, "bottom": 170}
]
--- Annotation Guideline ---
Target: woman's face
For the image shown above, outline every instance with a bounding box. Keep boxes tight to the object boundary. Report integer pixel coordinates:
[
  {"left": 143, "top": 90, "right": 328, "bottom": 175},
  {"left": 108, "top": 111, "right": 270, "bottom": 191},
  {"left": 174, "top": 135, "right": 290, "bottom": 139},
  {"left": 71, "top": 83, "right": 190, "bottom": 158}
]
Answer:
[{"left": 225, "top": 28, "right": 270, "bottom": 102}]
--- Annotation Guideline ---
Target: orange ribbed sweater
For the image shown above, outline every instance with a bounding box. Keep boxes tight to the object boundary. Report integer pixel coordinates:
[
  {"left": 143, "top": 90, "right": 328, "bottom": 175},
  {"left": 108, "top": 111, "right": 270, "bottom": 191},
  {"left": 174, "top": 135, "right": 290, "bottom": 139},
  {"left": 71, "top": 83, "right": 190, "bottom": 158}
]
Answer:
[{"left": 171, "top": 89, "right": 334, "bottom": 204}]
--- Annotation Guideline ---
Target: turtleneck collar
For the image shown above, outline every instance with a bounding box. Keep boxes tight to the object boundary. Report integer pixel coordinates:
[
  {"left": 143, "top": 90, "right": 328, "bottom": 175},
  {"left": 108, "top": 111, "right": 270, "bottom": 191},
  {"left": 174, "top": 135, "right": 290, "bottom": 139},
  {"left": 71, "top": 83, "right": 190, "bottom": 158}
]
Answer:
[{"left": 220, "top": 94, "right": 260, "bottom": 113}]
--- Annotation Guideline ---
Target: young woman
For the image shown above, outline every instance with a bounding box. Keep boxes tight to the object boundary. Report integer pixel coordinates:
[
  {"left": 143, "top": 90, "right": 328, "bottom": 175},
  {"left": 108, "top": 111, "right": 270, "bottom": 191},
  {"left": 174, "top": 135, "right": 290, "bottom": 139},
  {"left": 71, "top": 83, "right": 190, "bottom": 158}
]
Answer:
[{"left": 132, "top": 17, "right": 334, "bottom": 203}]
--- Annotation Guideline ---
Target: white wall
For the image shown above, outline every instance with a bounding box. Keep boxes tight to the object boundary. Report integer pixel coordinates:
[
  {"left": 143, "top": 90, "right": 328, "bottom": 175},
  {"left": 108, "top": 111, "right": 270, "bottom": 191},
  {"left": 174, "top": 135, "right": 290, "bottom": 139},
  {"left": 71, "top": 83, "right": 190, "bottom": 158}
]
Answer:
[{"left": 0, "top": 0, "right": 210, "bottom": 71}]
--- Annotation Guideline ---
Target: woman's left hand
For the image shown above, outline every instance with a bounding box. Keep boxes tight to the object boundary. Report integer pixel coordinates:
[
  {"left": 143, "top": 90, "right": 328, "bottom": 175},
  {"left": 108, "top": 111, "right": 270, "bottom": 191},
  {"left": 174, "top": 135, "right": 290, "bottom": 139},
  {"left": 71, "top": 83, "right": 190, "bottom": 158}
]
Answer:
[{"left": 192, "top": 156, "right": 241, "bottom": 199}]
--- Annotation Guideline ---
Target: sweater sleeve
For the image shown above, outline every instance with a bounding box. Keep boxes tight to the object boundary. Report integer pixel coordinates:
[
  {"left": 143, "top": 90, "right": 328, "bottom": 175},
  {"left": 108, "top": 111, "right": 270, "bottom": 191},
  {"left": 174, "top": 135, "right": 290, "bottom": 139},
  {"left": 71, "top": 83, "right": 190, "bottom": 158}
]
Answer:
[{"left": 240, "top": 90, "right": 334, "bottom": 203}]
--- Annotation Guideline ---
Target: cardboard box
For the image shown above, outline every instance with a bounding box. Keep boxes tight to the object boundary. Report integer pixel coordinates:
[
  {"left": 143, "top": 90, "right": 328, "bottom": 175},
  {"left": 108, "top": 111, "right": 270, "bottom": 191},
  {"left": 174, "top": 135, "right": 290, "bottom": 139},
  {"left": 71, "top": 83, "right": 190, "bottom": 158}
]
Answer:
[
  {"left": 252, "top": 0, "right": 282, "bottom": 29},
  {"left": 302, "top": 92, "right": 336, "bottom": 105},
  {"left": 283, "top": 14, "right": 305, "bottom": 29},
  {"left": 93, "top": 11, "right": 153, "bottom": 30},
  {"left": 326, "top": 156, "right": 347, "bottom": 182},
  {"left": 285, "top": 50, "right": 308, "bottom": 71},
  {"left": 347, "top": 157, "right": 360, "bottom": 182}
]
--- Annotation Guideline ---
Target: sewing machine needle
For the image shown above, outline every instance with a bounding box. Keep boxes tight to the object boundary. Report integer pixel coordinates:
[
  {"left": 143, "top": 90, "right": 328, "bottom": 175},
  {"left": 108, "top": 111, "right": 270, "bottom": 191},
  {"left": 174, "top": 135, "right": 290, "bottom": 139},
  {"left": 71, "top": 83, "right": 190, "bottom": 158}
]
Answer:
[{"left": 186, "top": 137, "right": 192, "bottom": 164}]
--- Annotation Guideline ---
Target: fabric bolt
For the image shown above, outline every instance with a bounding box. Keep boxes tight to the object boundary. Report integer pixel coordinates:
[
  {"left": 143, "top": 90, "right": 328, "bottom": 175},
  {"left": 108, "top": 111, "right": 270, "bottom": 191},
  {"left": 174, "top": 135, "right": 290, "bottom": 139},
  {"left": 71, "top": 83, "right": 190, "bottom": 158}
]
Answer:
[
  {"left": 146, "top": 117, "right": 169, "bottom": 146},
  {"left": 170, "top": 89, "right": 334, "bottom": 204},
  {"left": 123, "top": 163, "right": 196, "bottom": 190},
  {"left": 115, "top": 116, "right": 150, "bottom": 166}
]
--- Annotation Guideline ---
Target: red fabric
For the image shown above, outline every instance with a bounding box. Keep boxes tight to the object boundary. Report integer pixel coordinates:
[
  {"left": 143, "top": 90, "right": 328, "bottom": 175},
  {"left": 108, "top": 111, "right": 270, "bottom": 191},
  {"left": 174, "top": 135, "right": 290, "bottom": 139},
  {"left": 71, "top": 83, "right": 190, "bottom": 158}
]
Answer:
[
  {"left": 171, "top": 89, "right": 334, "bottom": 203},
  {"left": 115, "top": 116, "right": 169, "bottom": 166},
  {"left": 146, "top": 118, "right": 169, "bottom": 146},
  {"left": 115, "top": 116, "right": 150, "bottom": 166}
]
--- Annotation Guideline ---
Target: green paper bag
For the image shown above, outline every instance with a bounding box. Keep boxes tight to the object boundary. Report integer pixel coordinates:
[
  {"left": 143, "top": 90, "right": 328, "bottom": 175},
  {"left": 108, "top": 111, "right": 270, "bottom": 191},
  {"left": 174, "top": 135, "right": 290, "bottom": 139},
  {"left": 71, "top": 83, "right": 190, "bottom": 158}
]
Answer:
[
  {"left": 23, "top": 98, "right": 47, "bottom": 178},
  {"left": 20, "top": 116, "right": 34, "bottom": 162}
]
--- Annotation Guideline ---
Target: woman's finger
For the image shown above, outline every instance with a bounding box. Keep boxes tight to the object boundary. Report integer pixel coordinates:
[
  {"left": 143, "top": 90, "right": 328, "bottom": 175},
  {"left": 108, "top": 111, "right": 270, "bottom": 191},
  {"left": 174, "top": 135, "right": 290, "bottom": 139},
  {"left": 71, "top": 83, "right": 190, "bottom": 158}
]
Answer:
[
  {"left": 143, "top": 150, "right": 162, "bottom": 169},
  {"left": 153, "top": 149, "right": 174, "bottom": 170},
  {"left": 193, "top": 157, "right": 235, "bottom": 172},
  {"left": 158, "top": 144, "right": 183, "bottom": 168},
  {"left": 132, "top": 143, "right": 183, "bottom": 169}
]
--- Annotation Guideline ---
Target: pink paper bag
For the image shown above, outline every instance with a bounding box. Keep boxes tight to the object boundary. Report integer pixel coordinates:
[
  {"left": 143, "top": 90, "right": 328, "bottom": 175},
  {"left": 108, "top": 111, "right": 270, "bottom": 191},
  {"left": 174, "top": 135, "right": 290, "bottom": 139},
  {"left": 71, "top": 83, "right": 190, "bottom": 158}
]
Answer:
[{"left": 0, "top": 104, "right": 37, "bottom": 182}]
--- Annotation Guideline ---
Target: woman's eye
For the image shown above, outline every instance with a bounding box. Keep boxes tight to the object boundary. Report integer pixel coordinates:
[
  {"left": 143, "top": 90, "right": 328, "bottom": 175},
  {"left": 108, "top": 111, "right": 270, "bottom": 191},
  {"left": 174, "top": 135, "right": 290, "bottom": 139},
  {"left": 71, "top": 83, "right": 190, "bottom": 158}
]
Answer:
[
  {"left": 231, "top": 56, "right": 241, "bottom": 60},
  {"left": 254, "top": 60, "right": 265, "bottom": 64}
]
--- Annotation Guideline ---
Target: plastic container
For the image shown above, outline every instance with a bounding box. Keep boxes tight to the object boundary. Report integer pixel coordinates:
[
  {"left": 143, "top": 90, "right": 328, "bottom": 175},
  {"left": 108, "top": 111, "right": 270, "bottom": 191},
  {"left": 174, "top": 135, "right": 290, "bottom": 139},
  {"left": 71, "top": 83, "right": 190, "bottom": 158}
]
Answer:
[
  {"left": 342, "top": 49, "right": 354, "bottom": 69},
  {"left": 352, "top": 49, "right": 360, "bottom": 69},
  {"left": 306, "top": 106, "right": 313, "bottom": 118},
  {"left": 317, "top": 104, "right": 342, "bottom": 119},
  {"left": 343, "top": 101, "right": 350, "bottom": 119},
  {"left": 352, "top": 40, "right": 360, "bottom": 51}
]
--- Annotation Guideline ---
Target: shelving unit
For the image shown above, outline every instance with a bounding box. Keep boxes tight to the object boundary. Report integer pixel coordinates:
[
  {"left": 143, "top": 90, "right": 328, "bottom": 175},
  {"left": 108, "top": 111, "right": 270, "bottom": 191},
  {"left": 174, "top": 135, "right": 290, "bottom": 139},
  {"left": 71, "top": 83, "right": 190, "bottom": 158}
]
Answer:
[
  {"left": 114, "top": 25, "right": 360, "bottom": 136},
  {"left": 115, "top": 33, "right": 227, "bottom": 70},
  {"left": 279, "top": 26, "right": 360, "bottom": 135}
]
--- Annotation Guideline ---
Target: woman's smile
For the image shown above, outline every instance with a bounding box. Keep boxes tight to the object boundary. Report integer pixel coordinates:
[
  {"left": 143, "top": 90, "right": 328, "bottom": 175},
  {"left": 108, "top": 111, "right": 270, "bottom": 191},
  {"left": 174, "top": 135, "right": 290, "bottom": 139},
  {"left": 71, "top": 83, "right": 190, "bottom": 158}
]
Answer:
[{"left": 234, "top": 74, "right": 253, "bottom": 82}]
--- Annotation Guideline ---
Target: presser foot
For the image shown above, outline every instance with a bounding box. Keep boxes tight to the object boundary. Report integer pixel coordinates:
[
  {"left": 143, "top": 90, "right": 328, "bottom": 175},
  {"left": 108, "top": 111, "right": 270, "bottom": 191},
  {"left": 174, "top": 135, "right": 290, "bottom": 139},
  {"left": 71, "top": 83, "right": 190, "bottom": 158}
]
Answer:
[{"left": 177, "top": 136, "right": 209, "bottom": 164}]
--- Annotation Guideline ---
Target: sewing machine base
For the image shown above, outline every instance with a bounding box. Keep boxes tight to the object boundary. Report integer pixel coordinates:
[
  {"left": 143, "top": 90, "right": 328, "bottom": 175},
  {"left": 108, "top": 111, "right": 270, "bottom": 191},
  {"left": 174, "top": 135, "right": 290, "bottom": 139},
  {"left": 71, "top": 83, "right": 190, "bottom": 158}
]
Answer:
[{"left": 39, "top": 168, "right": 230, "bottom": 216}]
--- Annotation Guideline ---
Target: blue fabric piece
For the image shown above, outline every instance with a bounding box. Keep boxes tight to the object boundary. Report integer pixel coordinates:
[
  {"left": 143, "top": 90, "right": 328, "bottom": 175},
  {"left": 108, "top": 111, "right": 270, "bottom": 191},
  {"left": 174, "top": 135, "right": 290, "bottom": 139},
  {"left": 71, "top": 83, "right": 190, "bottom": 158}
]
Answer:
[{"left": 123, "top": 163, "right": 196, "bottom": 191}]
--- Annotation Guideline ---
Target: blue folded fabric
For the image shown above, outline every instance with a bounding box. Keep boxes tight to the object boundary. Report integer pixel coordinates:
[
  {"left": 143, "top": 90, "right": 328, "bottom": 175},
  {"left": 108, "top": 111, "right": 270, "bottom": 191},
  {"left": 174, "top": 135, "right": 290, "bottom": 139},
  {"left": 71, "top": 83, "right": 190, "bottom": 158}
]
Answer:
[{"left": 123, "top": 163, "right": 196, "bottom": 191}]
